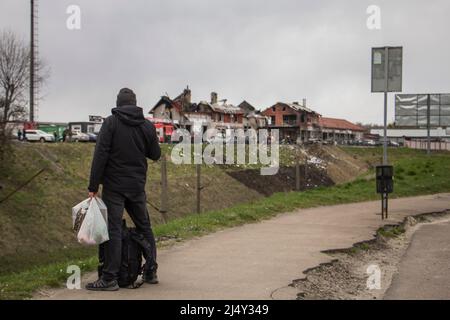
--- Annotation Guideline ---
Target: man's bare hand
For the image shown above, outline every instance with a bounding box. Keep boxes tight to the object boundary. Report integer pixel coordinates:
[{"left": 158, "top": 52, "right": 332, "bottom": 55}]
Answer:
[{"left": 89, "top": 192, "right": 97, "bottom": 198}]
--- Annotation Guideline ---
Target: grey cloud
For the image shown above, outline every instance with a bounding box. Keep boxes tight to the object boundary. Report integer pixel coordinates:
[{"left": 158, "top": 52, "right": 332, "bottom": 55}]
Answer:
[{"left": 1, "top": 0, "right": 449, "bottom": 124}]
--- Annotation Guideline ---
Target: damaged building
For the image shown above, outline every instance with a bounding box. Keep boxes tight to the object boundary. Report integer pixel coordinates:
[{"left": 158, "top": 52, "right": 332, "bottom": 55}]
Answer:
[
  {"left": 238, "top": 100, "right": 269, "bottom": 130},
  {"left": 149, "top": 88, "right": 268, "bottom": 137},
  {"left": 150, "top": 88, "right": 363, "bottom": 144},
  {"left": 262, "top": 100, "right": 322, "bottom": 143}
]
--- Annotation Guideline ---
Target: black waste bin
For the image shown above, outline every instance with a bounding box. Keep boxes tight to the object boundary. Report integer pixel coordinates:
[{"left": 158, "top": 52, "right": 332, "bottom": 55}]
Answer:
[{"left": 376, "top": 165, "right": 394, "bottom": 194}]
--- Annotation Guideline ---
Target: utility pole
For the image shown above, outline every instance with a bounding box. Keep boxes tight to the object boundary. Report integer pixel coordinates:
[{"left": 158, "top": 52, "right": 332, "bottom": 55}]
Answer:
[
  {"left": 30, "top": 0, "right": 35, "bottom": 122},
  {"left": 30, "top": 0, "right": 38, "bottom": 123}
]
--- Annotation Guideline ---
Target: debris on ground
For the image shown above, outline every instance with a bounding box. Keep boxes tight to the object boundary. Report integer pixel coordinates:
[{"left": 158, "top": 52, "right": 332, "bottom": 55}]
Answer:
[{"left": 227, "top": 165, "right": 334, "bottom": 196}]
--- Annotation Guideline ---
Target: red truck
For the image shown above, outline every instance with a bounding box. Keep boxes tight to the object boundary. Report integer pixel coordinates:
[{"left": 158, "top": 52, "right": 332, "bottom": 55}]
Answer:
[{"left": 146, "top": 117, "right": 174, "bottom": 143}]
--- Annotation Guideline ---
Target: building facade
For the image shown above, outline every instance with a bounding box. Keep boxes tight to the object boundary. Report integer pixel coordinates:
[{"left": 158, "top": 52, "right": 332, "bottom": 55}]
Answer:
[
  {"left": 262, "top": 101, "right": 321, "bottom": 142},
  {"left": 319, "top": 117, "right": 365, "bottom": 143},
  {"left": 238, "top": 101, "right": 268, "bottom": 130},
  {"left": 150, "top": 88, "right": 246, "bottom": 138}
]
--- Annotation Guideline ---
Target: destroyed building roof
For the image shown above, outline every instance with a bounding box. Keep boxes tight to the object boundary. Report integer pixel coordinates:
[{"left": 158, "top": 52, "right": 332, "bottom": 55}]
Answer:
[
  {"left": 149, "top": 96, "right": 179, "bottom": 113},
  {"left": 198, "top": 101, "right": 244, "bottom": 114},
  {"left": 150, "top": 89, "right": 248, "bottom": 115},
  {"left": 280, "top": 102, "right": 316, "bottom": 114},
  {"left": 238, "top": 101, "right": 256, "bottom": 113}
]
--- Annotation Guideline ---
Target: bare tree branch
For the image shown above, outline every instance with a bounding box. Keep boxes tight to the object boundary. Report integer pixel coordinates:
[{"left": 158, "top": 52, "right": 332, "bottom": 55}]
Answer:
[{"left": 0, "top": 29, "right": 49, "bottom": 160}]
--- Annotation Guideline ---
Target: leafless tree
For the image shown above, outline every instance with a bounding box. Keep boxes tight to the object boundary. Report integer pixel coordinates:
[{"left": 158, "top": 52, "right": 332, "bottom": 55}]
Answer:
[
  {"left": 0, "top": 30, "right": 29, "bottom": 123},
  {"left": 0, "top": 30, "right": 47, "bottom": 160}
]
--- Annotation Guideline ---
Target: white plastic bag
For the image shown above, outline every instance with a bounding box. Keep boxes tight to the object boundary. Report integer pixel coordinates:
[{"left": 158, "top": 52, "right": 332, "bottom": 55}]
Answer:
[
  {"left": 95, "top": 197, "right": 108, "bottom": 224},
  {"left": 72, "top": 198, "right": 90, "bottom": 232},
  {"left": 76, "top": 197, "right": 109, "bottom": 245}
]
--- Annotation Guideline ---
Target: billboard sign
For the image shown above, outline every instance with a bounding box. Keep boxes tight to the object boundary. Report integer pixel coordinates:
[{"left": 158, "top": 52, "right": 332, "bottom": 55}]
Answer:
[
  {"left": 395, "top": 94, "right": 450, "bottom": 127},
  {"left": 89, "top": 115, "right": 104, "bottom": 123},
  {"left": 371, "top": 47, "right": 403, "bottom": 93}
]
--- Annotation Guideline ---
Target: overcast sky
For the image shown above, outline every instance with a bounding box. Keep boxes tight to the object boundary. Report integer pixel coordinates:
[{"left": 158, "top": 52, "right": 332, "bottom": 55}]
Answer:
[{"left": 1, "top": 0, "right": 449, "bottom": 124}]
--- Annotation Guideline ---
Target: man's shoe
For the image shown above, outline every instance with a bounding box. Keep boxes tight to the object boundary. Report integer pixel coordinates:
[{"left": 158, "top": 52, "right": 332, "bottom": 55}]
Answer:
[
  {"left": 85, "top": 279, "right": 119, "bottom": 291},
  {"left": 143, "top": 269, "right": 159, "bottom": 284}
]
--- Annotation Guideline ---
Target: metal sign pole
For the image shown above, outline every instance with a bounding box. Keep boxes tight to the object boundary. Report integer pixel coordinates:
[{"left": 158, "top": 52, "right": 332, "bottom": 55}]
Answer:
[
  {"left": 427, "top": 94, "right": 431, "bottom": 155},
  {"left": 372, "top": 46, "right": 401, "bottom": 221},
  {"left": 382, "top": 49, "right": 389, "bottom": 220},
  {"left": 383, "top": 47, "right": 389, "bottom": 165}
]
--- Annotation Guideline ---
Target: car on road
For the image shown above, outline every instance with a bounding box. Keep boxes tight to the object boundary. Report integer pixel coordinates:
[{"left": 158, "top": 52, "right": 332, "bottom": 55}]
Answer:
[
  {"left": 24, "top": 130, "right": 55, "bottom": 143},
  {"left": 71, "top": 131, "right": 90, "bottom": 142}
]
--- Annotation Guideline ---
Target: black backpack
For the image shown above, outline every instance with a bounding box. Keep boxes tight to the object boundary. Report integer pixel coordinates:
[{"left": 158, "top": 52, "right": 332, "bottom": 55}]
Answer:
[{"left": 98, "top": 220, "right": 151, "bottom": 289}]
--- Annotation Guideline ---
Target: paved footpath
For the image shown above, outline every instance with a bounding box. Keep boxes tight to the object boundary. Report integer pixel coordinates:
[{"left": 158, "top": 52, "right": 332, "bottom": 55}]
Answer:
[
  {"left": 384, "top": 218, "right": 450, "bottom": 300},
  {"left": 41, "top": 193, "right": 450, "bottom": 300}
]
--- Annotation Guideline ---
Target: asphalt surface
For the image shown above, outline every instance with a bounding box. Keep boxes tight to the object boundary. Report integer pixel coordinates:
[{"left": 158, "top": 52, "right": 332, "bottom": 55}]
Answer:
[
  {"left": 384, "top": 219, "right": 450, "bottom": 300},
  {"left": 40, "top": 193, "right": 450, "bottom": 300}
]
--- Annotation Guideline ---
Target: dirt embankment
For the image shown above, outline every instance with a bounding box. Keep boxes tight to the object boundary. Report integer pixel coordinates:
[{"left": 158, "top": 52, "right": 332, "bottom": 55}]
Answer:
[
  {"left": 311, "top": 145, "right": 368, "bottom": 184},
  {"left": 226, "top": 145, "right": 367, "bottom": 196},
  {"left": 227, "top": 165, "right": 334, "bottom": 196}
]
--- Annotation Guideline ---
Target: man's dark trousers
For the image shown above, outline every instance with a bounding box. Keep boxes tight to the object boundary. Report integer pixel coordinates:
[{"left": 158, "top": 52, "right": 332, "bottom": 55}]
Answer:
[{"left": 99, "top": 188, "right": 157, "bottom": 282}]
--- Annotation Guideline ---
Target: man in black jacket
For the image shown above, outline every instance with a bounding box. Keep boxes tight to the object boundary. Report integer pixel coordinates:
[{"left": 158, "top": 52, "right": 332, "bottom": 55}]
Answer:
[{"left": 86, "top": 88, "right": 161, "bottom": 291}]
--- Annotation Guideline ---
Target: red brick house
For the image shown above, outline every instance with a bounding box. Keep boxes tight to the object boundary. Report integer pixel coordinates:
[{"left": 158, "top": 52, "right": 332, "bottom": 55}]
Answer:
[{"left": 262, "top": 101, "right": 321, "bottom": 142}]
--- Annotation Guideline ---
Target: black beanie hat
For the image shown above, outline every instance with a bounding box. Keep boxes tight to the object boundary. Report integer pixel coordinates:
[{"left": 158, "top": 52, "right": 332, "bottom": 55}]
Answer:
[{"left": 116, "top": 88, "right": 137, "bottom": 107}]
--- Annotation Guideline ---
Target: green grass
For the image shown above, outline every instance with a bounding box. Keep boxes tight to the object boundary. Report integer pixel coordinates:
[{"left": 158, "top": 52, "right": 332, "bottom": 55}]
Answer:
[
  {"left": 1, "top": 146, "right": 450, "bottom": 299},
  {"left": 377, "top": 225, "right": 406, "bottom": 238},
  {"left": 0, "top": 256, "right": 99, "bottom": 300},
  {"left": 347, "top": 242, "right": 372, "bottom": 255}
]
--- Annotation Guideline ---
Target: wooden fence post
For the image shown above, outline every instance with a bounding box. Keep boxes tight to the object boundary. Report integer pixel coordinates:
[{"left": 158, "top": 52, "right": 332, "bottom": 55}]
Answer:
[
  {"left": 295, "top": 157, "right": 300, "bottom": 191},
  {"left": 196, "top": 164, "right": 201, "bottom": 214},
  {"left": 160, "top": 155, "right": 169, "bottom": 223}
]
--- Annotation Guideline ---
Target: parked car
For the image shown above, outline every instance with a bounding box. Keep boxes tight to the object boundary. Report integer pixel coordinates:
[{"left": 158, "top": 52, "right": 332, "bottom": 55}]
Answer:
[
  {"left": 388, "top": 141, "right": 400, "bottom": 147},
  {"left": 25, "top": 130, "right": 55, "bottom": 143},
  {"left": 87, "top": 133, "right": 98, "bottom": 142},
  {"left": 364, "top": 140, "right": 377, "bottom": 146},
  {"left": 71, "top": 131, "right": 90, "bottom": 142}
]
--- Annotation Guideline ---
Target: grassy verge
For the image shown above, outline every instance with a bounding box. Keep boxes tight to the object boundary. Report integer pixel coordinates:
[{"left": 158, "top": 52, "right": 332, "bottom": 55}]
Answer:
[{"left": 1, "top": 147, "right": 450, "bottom": 299}]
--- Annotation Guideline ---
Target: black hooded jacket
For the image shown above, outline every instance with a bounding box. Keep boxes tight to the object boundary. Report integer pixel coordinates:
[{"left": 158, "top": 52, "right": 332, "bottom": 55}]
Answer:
[{"left": 88, "top": 105, "right": 161, "bottom": 193}]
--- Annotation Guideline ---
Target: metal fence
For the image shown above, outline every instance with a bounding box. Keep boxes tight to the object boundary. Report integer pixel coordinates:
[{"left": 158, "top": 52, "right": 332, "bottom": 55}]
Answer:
[{"left": 405, "top": 139, "right": 450, "bottom": 151}]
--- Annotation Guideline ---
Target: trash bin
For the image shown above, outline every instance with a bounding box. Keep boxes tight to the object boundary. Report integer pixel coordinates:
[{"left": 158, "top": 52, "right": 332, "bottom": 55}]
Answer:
[{"left": 376, "top": 165, "right": 394, "bottom": 194}]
